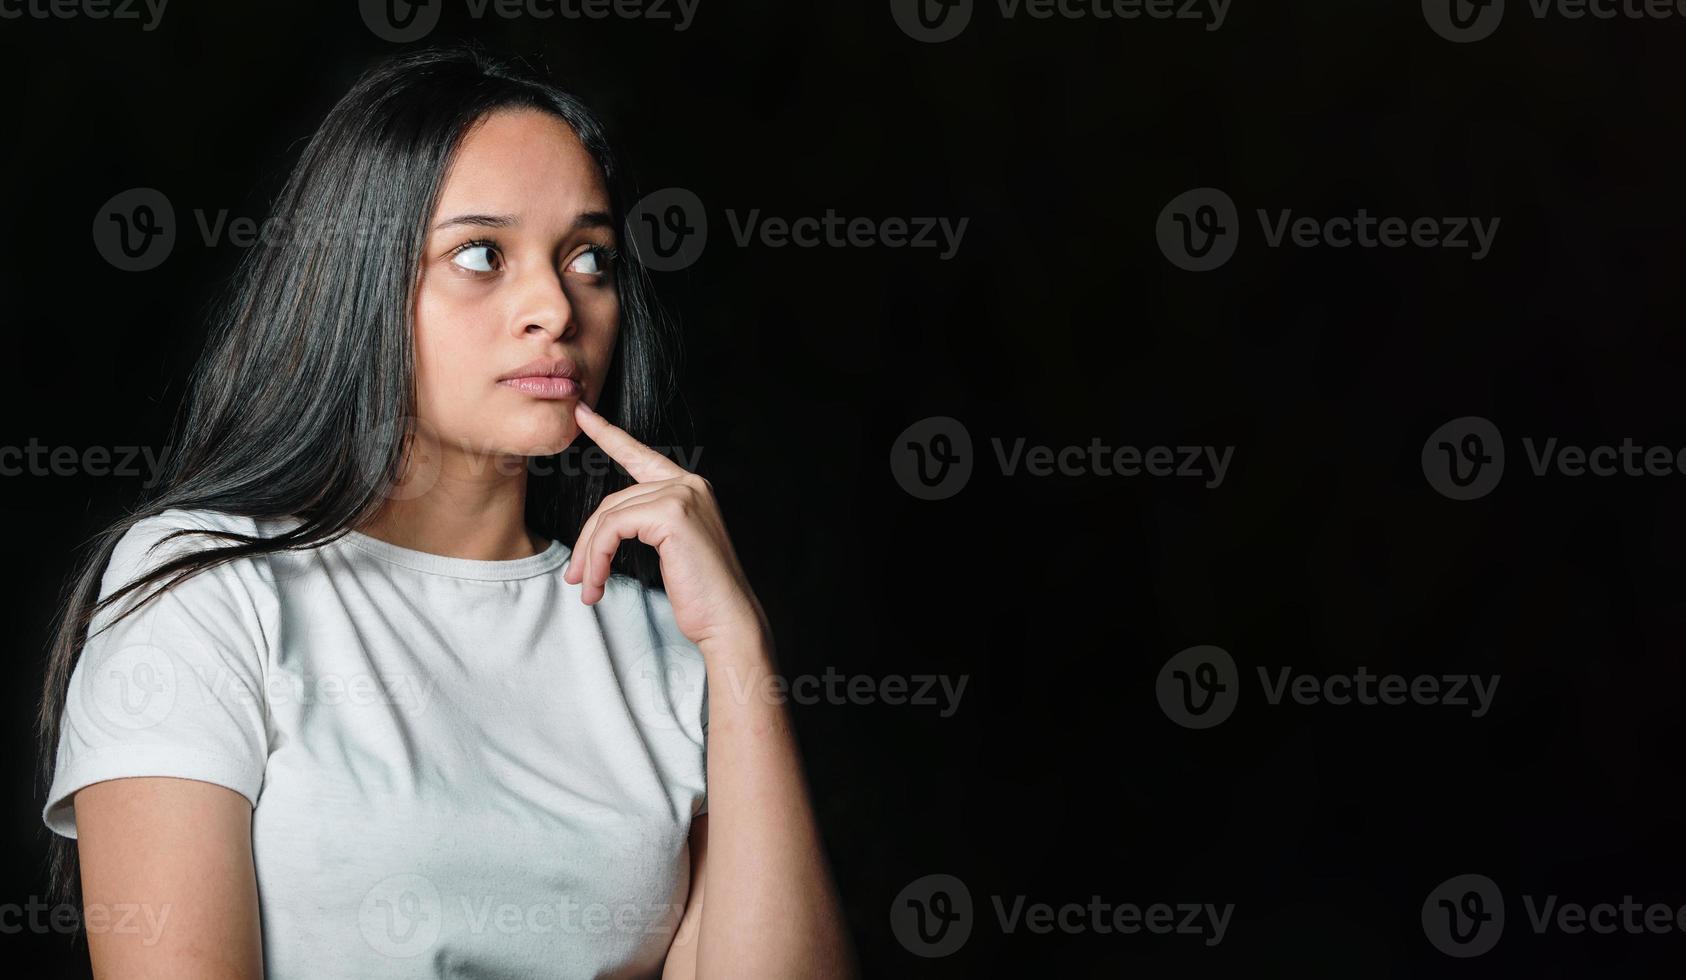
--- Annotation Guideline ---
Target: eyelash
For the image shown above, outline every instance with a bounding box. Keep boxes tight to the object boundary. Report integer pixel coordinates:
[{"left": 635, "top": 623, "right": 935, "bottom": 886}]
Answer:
[{"left": 448, "top": 238, "right": 620, "bottom": 275}]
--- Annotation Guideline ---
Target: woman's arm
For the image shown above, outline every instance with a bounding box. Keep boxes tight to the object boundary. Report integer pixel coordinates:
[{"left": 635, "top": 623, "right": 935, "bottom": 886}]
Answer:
[
  {"left": 566, "top": 403, "right": 856, "bottom": 979},
  {"left": 691, "top": 630, "right": 856, "bottom": 979},
  {"left": 660, "top": 634, "right": 856, "bottom": 980},
  {"left": 75, "top": 776, "right": 264, "bottom": 979},
  {"left": 661, "top": 814, "right": 706, "bottom": 980}
]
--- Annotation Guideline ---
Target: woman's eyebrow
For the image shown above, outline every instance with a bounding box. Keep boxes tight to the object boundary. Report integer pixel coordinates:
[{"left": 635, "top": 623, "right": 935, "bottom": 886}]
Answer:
[
  {"left": 434, "top": 212, "right": 518, "bottom": 231},
  {"left": 573, "top": 210, "right": 613, "bottom": 231},
  {"left": 431, "top": 210, "right": 613, "bottom": 232}
]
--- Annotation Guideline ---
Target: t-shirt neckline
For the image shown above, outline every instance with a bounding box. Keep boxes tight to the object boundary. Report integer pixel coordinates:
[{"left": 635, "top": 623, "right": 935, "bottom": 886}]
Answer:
[{"left": 339, "top": 527, "right": 569, "bottom": 581}]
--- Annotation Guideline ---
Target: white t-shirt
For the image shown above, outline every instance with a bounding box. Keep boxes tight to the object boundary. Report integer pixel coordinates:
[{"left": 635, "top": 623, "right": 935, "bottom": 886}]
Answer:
[{"left": 44, "top": 507, "right": 709, "bottom": 978}]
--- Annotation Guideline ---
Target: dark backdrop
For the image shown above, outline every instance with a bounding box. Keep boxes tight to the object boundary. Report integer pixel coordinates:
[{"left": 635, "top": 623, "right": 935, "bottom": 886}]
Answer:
[{"left": 4, "top": 0, "right": 1685, "bottom": 975}]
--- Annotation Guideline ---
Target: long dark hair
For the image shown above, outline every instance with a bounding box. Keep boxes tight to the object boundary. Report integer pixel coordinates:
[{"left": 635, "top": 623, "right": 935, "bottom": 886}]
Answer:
[{"left": 35, "top": 44, "right": 678, "bottom": 910}]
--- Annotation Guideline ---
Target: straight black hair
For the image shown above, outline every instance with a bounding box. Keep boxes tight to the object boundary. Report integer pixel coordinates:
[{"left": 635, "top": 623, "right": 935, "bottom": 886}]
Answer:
[{"left": 35, "top": 43, "right": 678, "bottom": 912}]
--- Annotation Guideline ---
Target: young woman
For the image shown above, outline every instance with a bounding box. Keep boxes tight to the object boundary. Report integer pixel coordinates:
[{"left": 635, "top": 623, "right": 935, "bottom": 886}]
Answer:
[{"left": 36, "top": 46, "right": 854, "bottom": 979}]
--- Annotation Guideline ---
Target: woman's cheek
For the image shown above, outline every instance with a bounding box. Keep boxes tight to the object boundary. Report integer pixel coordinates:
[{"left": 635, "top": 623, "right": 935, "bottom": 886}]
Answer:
[{"left": 592, "top": 304, "right": 621, "bottom": 393}]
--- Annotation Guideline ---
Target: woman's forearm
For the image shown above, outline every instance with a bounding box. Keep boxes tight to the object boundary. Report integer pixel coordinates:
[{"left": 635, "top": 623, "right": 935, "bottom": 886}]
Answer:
[{"left": 693, "top": 628, "right": 856, "bottom": 979}]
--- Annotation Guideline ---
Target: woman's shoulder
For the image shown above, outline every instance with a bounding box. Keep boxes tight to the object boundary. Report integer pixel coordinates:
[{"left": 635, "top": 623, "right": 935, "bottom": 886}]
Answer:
[
  {"left": 102, "top": 507, "right": 285, "bottom": 605},
  {"left": 119, "top": 505, "right": 270, "bottom": 538},
  {"left": 111, "top": 506, "right": 271, "bottom": 566}
]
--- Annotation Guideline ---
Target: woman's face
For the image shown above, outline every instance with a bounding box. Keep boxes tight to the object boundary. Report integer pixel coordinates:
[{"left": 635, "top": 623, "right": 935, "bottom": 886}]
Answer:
[{"left": 412, "top": 108, "right": 620, "bottom": 462}]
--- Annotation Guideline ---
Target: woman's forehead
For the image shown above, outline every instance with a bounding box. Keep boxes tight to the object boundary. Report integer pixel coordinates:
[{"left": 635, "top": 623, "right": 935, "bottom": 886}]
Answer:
[{"left": 434, "top": 109, "right": 609, "bottom": 224}]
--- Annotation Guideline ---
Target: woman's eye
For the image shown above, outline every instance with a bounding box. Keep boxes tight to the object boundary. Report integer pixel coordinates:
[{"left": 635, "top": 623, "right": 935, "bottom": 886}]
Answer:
[
  {"left": 451, "top": 244, "right": 499, "bottom": 273},
  {"left": 569, "top": 247, "right": 611, "bottom": 277}
]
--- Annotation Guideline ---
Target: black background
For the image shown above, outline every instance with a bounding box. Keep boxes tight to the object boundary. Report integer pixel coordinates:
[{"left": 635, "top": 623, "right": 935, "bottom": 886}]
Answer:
[{"left": 5, "top": 0, "right": 1686, "bottom": 975}]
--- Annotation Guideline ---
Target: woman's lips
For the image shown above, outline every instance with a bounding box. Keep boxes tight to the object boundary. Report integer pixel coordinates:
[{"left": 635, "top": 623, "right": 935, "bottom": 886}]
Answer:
[{"left": 497, "top": 376, "right": 581, "bottom": 399}]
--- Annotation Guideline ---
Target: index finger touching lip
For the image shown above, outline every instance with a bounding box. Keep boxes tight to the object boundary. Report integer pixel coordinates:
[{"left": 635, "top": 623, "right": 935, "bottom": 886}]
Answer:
[{"left": 573, "top": 400, "right": 683, "bottom": 482}]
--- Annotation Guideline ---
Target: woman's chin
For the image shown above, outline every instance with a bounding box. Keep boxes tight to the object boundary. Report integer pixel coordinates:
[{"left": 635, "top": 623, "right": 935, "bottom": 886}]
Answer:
[{"left": 504, "top": 425, "right": 580, "bottom": 457}]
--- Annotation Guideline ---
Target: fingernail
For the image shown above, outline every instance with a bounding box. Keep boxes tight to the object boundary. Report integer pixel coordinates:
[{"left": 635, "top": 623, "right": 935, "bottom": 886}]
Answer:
[{"left": 576, "top": 401, "right": 597, "bottom": 416}]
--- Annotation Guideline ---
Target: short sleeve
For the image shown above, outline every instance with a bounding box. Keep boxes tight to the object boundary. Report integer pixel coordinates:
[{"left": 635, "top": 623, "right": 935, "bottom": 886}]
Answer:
[
  {"left": 630, "top": 583, "right": 709, "bottom": 819},
  {"left": 43, "top": 510, "right": 274, "bottom": 839},
  {"left": 696, "top": 675, "right": 709, "bottom": 816},
  {"left": 683, "top": 626, "right": 708, "bottom": 817}
]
